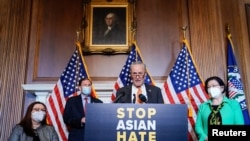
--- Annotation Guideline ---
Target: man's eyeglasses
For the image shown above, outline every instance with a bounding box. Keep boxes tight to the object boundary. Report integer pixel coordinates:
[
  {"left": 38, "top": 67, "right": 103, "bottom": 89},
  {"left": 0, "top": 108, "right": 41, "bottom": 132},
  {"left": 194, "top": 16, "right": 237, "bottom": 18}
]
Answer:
[{"left": 131, "top": 72, "right": 145, "bottom": 77}]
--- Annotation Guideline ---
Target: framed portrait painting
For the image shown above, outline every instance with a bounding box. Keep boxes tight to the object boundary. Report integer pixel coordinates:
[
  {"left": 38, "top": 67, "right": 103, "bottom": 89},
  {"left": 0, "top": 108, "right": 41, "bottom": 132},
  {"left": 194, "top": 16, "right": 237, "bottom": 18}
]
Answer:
[{"left": 82, "top": 1, "right": 135, "bottom": 55}]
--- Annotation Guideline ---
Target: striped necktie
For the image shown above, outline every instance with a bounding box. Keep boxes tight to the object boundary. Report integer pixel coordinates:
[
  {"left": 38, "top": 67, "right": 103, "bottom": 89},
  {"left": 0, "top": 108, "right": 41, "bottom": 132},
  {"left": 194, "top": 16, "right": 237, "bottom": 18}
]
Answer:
[{"left": 84, "top": 97, "right": 88, "bottom": 114}]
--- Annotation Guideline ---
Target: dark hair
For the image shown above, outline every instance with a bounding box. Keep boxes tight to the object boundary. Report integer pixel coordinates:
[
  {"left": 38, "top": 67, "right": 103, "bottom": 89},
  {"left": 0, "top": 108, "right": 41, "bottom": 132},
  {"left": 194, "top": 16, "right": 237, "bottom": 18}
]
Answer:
[
  {"left": 19, "top": 101, "right": 47, "bottom": 136},
  {"left": 204, "top": 76, "right": 226, "bottom": 94},
  {"left": 78, "top": 78, "right": 92, "bottom": 86}
]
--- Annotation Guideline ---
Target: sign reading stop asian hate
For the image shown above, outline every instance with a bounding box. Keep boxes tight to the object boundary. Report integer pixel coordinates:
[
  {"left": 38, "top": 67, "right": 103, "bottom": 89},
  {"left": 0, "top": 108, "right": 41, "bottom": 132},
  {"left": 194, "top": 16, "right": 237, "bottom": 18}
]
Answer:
[
  {"left": 116, "top": 107, "right": 157, "bottom": 140},
  {"left": 84, "top": 104, "right": 188, "bottom": 141}
]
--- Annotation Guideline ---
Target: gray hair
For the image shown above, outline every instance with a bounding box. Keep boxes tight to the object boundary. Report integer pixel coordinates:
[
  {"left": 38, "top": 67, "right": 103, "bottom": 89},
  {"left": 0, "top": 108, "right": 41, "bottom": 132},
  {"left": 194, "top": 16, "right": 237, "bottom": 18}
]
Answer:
[
  {"left": 105, "top": 12, "right": 118, "bottom": 22},
  {"left": 130, "top": 61, "right": 146, "bottom": 71}
]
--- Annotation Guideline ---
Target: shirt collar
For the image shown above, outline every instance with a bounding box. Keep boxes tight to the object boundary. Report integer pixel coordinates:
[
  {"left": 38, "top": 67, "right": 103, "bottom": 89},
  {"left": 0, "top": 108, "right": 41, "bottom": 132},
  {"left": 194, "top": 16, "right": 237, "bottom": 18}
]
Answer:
[{"left": 206, "top": 96, "right": 230, "bottom": 105}]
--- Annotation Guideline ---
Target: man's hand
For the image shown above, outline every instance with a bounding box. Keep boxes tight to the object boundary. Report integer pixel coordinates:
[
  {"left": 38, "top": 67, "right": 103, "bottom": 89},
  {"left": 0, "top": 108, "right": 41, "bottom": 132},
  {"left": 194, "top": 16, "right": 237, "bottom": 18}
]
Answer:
[{"left": 81, "top": 117, "right": 86, "bottom": 123}]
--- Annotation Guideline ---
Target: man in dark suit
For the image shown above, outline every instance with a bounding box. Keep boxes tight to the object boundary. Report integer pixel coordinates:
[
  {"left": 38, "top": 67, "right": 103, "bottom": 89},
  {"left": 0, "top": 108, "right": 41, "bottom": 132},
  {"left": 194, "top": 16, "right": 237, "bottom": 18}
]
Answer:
[
  {"left": 63, "top": 78, "right": 103, "bottom": 141},
  {"left": 115, "top": 61, "right": 164, "bottom": 104}
]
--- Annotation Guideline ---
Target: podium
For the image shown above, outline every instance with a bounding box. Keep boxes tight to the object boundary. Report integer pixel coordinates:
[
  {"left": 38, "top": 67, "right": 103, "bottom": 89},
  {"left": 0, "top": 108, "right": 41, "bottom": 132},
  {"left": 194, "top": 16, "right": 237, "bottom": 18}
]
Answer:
[{"left": 85, "top": 104, "right": 188, "bottom": 141}]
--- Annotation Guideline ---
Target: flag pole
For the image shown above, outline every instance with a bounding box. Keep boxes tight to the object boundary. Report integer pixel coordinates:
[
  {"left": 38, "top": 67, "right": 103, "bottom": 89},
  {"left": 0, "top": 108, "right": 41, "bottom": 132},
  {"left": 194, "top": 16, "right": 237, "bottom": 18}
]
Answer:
[
  {"left": 226, "top": 25, "right": 235, "bottom": 54},
  {"left": 75, "top": 36, "right": 98, "bottom": 98},
  {"left": 133, "top": 41, "right": 156, "bottom": 86},
  {"left": 226, "top": 25, "right": 250, "bottom": 124},
  {"left": 72, "top": 30, "right": 82, "bottom": 96},
  {"left": 181, "top": 25, "right": 192, "bottom": 117},
  {"left": 182, "top": 25, "right": 187, "bottom": 39},
  {"left": 134, "top": 41, "right": 138, "bottom": 61}
]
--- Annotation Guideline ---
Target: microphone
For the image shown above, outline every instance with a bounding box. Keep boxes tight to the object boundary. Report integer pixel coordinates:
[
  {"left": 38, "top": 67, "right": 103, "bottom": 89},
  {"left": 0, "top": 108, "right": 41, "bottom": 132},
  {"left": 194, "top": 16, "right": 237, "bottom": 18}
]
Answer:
[
  {"left": 113, "top": 92, "right": 125, "bottom": 103},
  {"left": 139, "top": 94, "right": 147, "bottom": 103},
  {"left": 132, "top": 94, "right": 136, "bottom": 104}
]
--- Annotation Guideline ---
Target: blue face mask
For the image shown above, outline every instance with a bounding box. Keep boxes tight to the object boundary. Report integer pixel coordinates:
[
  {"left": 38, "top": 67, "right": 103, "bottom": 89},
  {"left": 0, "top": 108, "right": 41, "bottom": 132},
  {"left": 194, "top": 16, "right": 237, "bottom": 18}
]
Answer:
[{"left": 81, "top": 86, "right": 91, "bottom": 95}]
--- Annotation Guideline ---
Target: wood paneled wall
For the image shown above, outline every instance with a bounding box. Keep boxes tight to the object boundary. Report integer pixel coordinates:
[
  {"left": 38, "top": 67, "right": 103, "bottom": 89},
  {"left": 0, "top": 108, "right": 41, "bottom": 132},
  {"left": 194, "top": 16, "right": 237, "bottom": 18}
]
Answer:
[
  {"left": 0, "top": 0, "right": 31, "bottom": 140},
  {"left": 1, "top": 0, "right": 250, "bottom": 140},
  {"left": 27, "top": 0, "right": 189, "bottom": 83},
  {"left": 26, "top": 0, "right": 83, "bottom": 82}
]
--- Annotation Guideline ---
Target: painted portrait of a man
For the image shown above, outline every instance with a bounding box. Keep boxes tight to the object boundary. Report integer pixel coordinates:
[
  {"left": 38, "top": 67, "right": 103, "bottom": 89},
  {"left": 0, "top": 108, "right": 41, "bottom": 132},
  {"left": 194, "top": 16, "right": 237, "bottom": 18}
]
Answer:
[{"left": 92, "top": 7, "right": 126, "bottom": 45}]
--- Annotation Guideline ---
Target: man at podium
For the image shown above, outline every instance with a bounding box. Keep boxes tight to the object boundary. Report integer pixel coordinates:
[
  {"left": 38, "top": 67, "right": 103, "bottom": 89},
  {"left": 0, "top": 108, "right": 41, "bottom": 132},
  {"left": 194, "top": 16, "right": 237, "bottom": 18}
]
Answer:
[{"left": 115, "top": 61, "right": 164, "bottom": 104}]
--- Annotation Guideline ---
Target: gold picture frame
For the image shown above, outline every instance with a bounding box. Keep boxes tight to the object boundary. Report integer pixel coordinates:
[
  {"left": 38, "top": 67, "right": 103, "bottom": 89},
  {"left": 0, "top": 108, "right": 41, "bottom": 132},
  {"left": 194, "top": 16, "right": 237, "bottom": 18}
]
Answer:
[{"left": 81, "top": 0, "right": 135, "bottom": 55}]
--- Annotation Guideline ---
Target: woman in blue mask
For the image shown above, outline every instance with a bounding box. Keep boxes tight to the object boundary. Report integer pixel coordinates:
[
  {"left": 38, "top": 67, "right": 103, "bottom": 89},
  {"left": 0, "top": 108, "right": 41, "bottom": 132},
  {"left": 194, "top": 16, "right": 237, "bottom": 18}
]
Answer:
[
  {"left": 63, "top": 78, "right": 103, "bottom": 141},
  {"left": 8, "top": 101, "right": 59, "bottom": 141},
  {"left": 195, "top": 76, "right": 244, "bottom": 141}
]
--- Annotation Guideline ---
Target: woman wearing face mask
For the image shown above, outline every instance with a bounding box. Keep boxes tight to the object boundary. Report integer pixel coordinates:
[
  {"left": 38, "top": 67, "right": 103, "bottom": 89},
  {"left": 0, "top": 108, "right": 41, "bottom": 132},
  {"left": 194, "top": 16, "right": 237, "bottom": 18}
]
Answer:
[
  {"left": 63, "top": 78, "right": 103, "bottom": 141},
  {"left": 195, "top": 76, "right": 244, "bottom": 141},
  {"left": 8, "top": 101, "right": 59, "bottom": 141}
]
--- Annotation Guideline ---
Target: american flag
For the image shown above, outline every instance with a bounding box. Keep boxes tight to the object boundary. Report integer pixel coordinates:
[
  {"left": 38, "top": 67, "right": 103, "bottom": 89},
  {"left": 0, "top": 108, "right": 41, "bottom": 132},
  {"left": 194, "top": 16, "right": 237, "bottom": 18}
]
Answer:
[
  {"left": 227, "top": 34, "right": 250, "bottom": 125},
  {"left": 161, "top": 39, "right": 209, "bottom": 141},
  {"left": 111, "top": 42, "right": 154, "bottom": 101},
  {"left": 46, "top": 42, "right": 97, "bottom": 141}
]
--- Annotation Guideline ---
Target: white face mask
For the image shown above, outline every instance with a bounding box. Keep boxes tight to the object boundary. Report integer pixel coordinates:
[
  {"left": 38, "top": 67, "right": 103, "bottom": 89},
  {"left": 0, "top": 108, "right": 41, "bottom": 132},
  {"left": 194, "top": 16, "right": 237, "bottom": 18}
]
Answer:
[
  {"left": 81, "top": 86, "right": 91, "bottom": 95},
  {"left": 208, "top": 87, "right": 222, "bottom": 98},
  {"left": 32, "top": 111, "right": 46, "bottom": 122}
]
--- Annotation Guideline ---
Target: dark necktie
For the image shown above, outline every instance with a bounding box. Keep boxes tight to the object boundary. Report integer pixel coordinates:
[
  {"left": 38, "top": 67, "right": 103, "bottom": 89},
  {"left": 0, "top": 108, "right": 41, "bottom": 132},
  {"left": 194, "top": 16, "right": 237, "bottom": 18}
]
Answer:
[{"left": 84, "top": 97, "right": 88, "bottom": 114}]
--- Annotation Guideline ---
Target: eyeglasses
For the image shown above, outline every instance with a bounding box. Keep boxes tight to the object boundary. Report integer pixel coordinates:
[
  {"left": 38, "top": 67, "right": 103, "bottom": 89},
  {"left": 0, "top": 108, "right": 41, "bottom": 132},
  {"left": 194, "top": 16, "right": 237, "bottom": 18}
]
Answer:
[
  {"left": 207, "top": 85, "right": 220, "bottom": 88},
  {"left": 131, "top": 72, "right": 145, "bottom": 78},
  {"left": 32, "top": 108, "right": 46, "bottom": 112}
]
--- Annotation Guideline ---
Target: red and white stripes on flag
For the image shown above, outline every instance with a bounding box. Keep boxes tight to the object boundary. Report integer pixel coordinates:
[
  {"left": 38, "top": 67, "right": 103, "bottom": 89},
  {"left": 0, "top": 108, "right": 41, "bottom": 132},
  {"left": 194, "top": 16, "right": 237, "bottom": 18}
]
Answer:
[
  {"left": 161, "top": 39, "right": 209, "bottom": 141},
  {"left": 46, "top": 42, "right": 97, "bottom": 141},
  {"left": 227, "top": 81, "right": 237, "bottom": 98},
  {"left": 46, "top": 81, "right": 69, "bottom": 141}
]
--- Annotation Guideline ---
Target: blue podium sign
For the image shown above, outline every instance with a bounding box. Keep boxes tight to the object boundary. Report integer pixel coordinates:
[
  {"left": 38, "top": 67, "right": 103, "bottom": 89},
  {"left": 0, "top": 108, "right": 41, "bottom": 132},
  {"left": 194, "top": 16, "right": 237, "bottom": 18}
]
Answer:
[{"left": 84, "top": 104, "right": 187, "bottom": 141}]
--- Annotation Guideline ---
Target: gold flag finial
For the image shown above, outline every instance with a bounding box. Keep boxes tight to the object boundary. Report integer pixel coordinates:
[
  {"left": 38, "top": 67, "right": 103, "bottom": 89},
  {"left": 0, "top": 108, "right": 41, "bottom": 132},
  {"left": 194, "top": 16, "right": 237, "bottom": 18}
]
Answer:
[
  {"left": 226, "top": 24, "right": 230, "bottom": 35},
  {"left": 181, "top": 25, "right": 188, "bottom": 39},
  {"left": 76, "top": 30, "right": 81, "bottom": 41}
]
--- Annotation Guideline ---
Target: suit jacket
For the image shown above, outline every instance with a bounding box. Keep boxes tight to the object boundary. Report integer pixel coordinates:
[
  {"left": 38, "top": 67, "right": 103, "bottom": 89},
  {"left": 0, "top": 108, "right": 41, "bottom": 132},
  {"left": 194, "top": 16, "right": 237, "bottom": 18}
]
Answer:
[
  {"left": 103, "top": 24, "right": 125, "bottom": 44},
  {"left": 63, "top": 95, "right": 103, "bottom": 141},
  {"left": 93, "top": 24, "right": 126, "bottom": 44},
  {"left": 115, "top": 84, "right": 164, "bottom": 103}
]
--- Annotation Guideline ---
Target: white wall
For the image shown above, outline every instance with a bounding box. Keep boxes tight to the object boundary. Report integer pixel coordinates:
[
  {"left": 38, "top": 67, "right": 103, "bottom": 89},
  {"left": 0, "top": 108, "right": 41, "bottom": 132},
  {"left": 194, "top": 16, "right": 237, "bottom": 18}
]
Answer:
[{"left": 22, "top": 82, "right": 164, "bottom": 103}]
